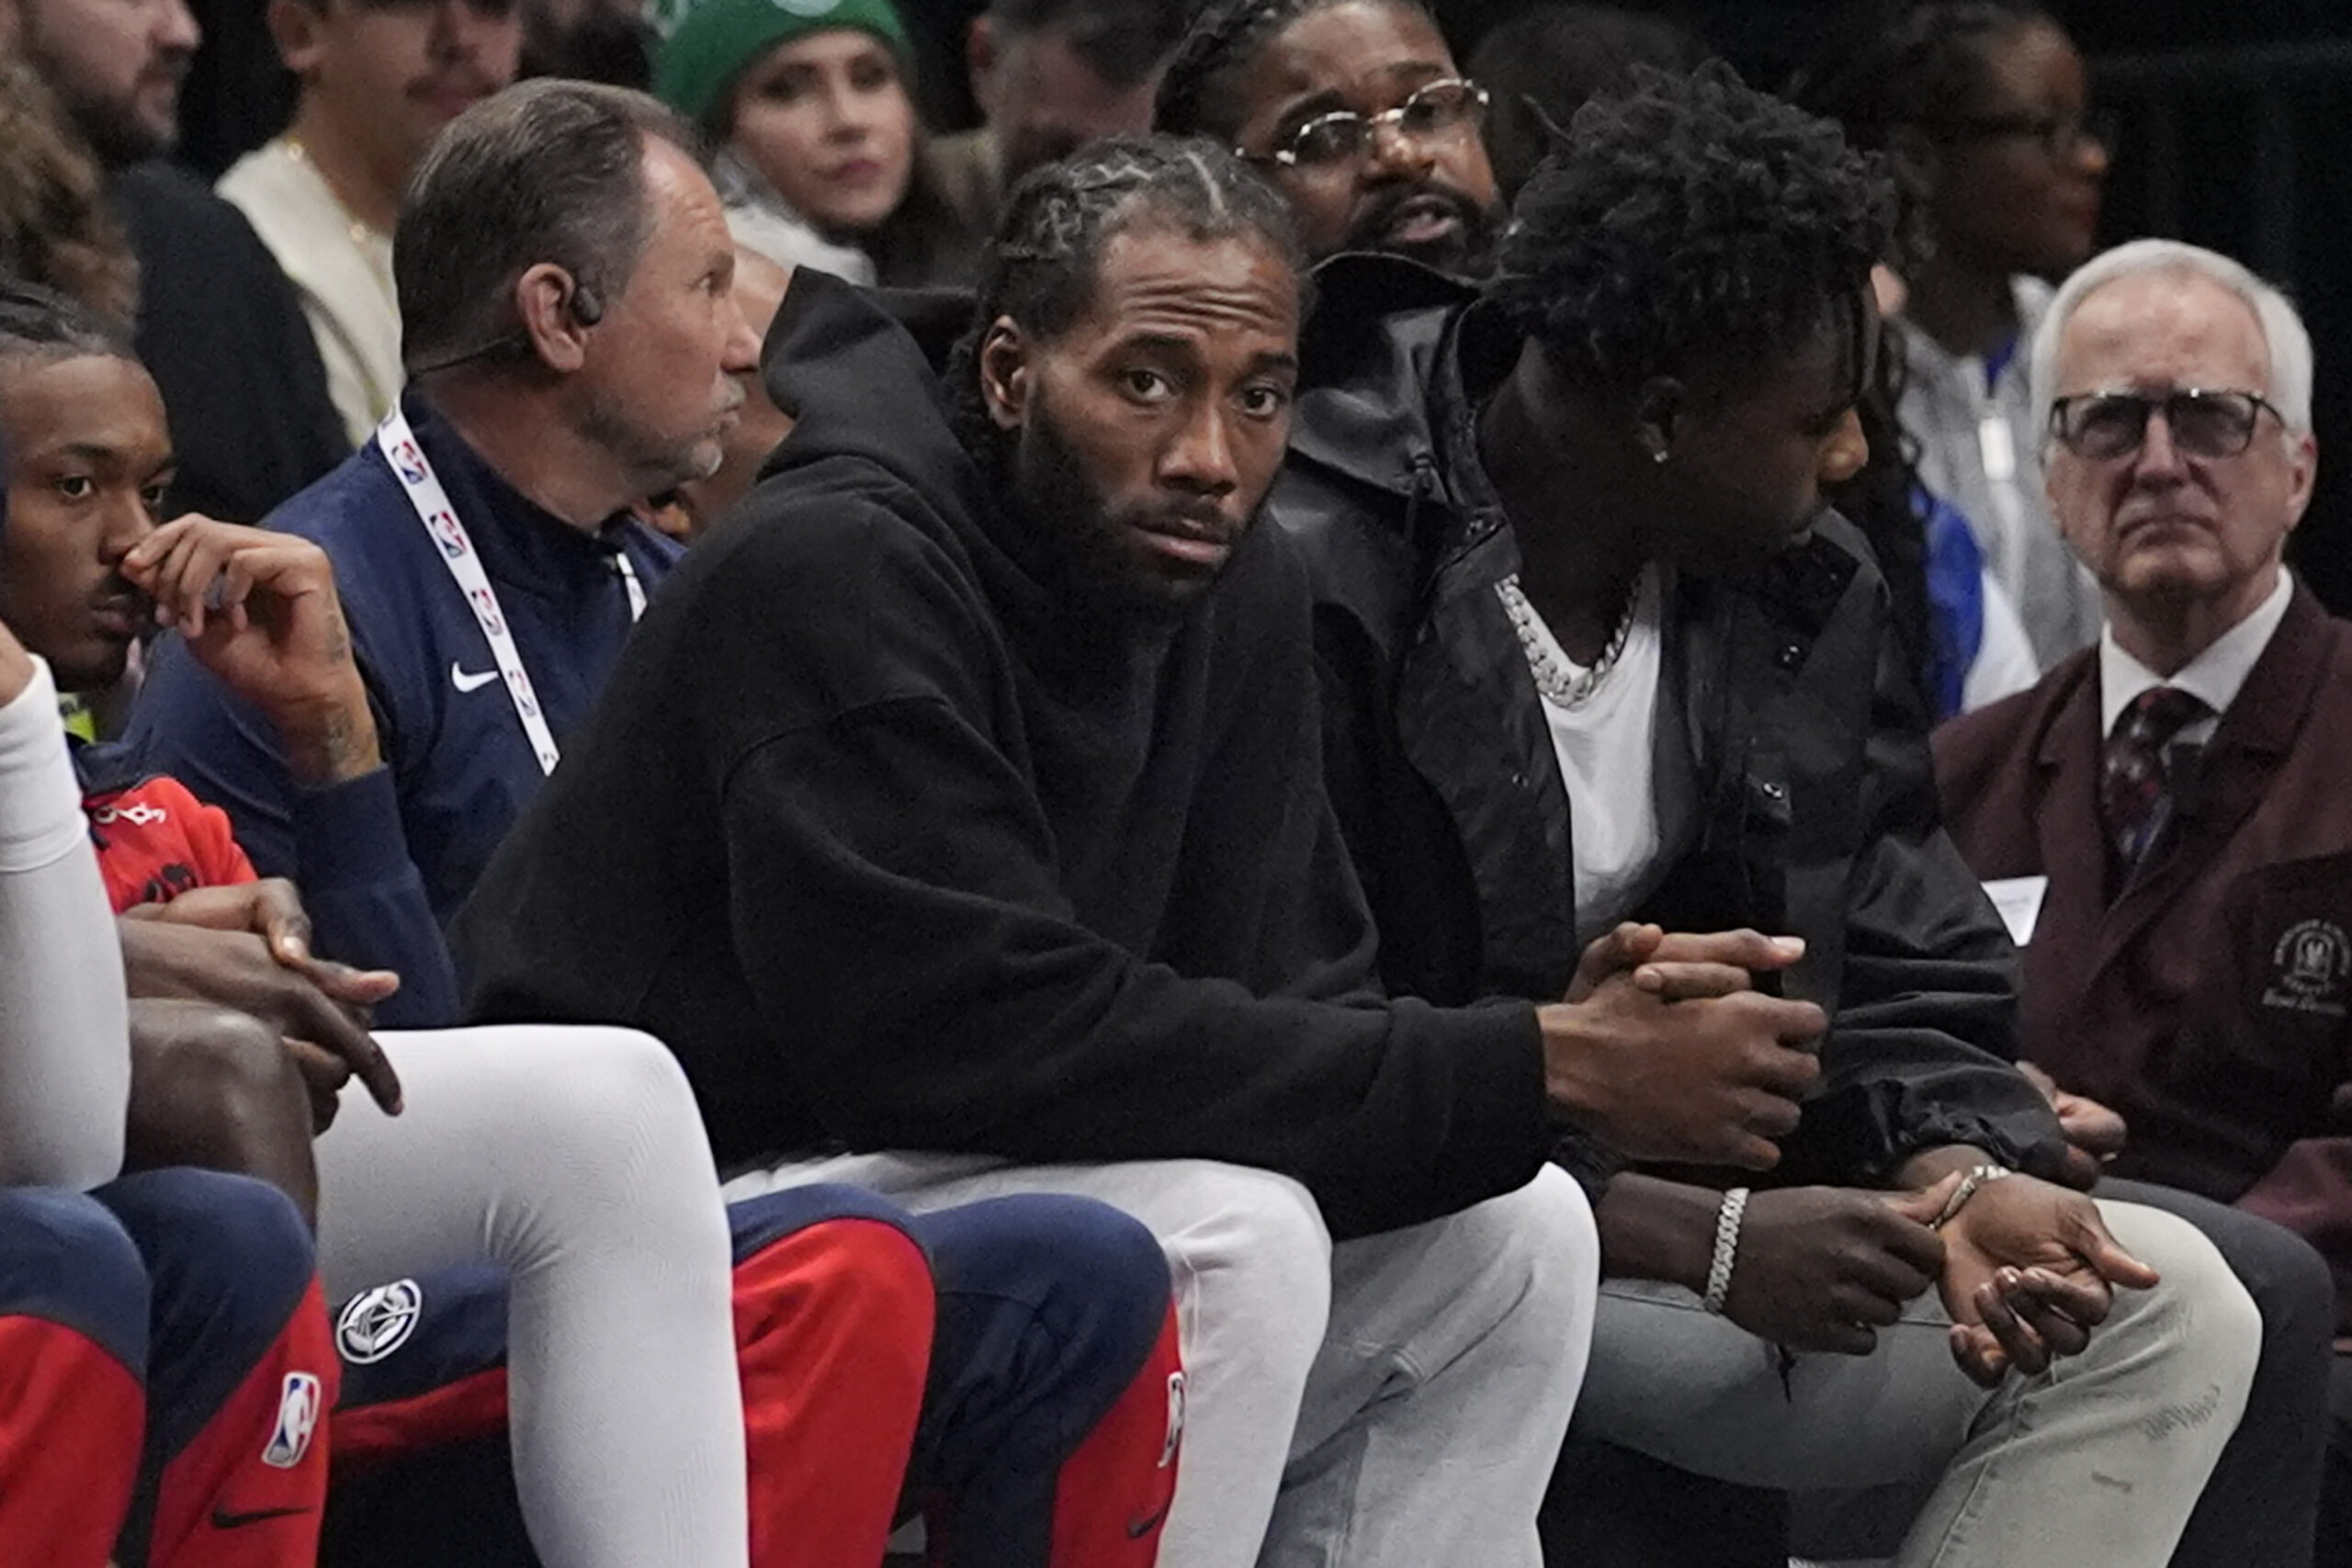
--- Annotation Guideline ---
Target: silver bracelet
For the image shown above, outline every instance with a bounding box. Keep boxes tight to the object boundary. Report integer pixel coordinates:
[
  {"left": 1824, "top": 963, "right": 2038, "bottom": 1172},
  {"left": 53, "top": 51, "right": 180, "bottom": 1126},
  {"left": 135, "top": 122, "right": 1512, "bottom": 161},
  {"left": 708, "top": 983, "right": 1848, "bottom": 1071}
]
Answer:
[
  {"left": 1931, "top": 1164, "right": 2014, "bottom": 1229},
  {"left": 1702, "top": 1187, "right": 1749, "bottom": 1314}
]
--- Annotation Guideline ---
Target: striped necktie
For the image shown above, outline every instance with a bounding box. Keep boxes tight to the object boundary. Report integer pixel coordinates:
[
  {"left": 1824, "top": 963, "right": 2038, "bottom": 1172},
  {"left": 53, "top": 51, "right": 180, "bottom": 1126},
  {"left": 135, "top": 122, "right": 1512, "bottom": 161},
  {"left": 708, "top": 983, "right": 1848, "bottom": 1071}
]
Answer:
[{"left": 2098, "top": 685, "right": 2211, "bottom": 869}]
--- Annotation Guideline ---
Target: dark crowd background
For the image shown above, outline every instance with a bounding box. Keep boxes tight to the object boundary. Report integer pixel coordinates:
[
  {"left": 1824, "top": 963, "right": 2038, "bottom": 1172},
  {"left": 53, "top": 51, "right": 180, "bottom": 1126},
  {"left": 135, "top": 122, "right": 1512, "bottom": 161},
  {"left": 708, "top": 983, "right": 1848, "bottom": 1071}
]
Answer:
[{"left": 176, "top": 0, "right": 2352, "bottom": 609}]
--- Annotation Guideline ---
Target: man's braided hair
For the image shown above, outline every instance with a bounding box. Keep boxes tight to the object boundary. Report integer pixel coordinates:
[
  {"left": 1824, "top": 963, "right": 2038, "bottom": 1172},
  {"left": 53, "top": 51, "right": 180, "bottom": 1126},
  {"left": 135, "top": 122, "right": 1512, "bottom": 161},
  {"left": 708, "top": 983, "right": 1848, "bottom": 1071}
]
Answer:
[
  {"left": 1152, "top": 0, "right": 1440, "bottom": 142},
  {"left": 946, "top": 134, "right": 1307, "bottom": 462},
  {"left": 1487, "top": 61, "right": 1894, "bottom": 395},
  {"left": 0, "top": 276, "right": 134, "bottom": 367}
]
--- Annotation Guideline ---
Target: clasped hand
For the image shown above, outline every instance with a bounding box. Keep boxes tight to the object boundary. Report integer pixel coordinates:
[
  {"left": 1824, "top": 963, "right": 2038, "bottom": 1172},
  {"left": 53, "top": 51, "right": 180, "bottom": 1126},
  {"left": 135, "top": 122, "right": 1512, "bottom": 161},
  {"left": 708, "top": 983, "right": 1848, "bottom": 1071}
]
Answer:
[{"left": 1558, "top": 923, "right": 2154, "bottom": 1384}]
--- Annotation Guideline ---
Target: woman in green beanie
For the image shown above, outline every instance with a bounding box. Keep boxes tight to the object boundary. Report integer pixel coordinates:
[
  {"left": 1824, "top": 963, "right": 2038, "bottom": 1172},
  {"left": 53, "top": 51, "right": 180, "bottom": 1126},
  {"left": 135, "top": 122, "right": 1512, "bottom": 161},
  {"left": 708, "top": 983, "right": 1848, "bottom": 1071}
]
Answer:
[{"left": 655, "top": 0, "right": 978, "bottom": 287}]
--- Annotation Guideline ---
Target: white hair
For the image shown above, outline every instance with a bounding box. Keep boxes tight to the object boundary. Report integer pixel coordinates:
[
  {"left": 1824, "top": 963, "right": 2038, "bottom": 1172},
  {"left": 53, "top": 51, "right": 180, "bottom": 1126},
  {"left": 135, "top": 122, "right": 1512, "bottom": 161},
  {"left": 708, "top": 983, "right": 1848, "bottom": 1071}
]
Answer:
[{"left": 2029, "top": 238, "right": 2314, "bottom": 444}]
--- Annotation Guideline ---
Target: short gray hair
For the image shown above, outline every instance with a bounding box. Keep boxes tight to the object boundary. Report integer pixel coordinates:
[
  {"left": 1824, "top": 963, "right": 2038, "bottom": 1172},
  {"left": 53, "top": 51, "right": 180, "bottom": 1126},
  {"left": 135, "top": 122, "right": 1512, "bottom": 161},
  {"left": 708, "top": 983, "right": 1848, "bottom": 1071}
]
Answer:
[
  {"left": 396, "top": 80, "right": 701, "bottom": 378},
  {"left": 2030, "top": 238, "right": 2314, "bottom": 443}
]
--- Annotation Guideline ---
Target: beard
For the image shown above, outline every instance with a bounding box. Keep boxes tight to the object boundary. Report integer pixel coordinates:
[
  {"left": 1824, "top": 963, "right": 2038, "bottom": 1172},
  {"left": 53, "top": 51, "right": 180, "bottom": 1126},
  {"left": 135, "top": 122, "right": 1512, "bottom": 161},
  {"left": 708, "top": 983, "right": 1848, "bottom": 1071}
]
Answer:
[
  {"left": 1340, "top": 179, "right": 1504, "bottom": 279},
  {"left": 47, "top": 76, "right": 175, "bottom": 168},
  {"left": 1004, "top": 392, "right": 1246, "bottom": 626},
  {"left": 578, "top": 381, "right": 735, "bottom": 497}
]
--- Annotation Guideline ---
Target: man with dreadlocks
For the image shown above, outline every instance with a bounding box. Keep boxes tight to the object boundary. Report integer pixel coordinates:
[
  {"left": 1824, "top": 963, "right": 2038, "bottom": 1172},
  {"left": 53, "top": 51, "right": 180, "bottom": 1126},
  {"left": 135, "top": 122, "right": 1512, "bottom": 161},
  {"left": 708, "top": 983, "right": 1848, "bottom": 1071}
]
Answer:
[
  {"left": 1267, "top": 64, "right": 2262, "bottom": 1566},
  {"left": 454, "top": 132, "right": 1860, "bottom": 1565},
  {"left": 1152, "top": 0, "right": 1504, "bottom": 277}
]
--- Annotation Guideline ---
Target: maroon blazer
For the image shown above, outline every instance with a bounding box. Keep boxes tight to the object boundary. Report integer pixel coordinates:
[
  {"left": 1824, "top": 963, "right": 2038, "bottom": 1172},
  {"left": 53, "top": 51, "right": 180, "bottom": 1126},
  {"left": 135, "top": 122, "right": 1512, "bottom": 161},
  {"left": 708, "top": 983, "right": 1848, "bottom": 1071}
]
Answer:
[{"left": 1936, "top": 585, "right": 2352, "bottom": 1325}]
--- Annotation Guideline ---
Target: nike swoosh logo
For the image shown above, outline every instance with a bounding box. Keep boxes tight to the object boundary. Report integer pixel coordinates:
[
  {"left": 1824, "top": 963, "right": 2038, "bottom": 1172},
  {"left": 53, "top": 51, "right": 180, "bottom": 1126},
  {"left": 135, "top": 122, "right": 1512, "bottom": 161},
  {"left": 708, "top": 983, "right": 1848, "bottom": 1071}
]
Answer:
[
  {"left": 449, "top": 662, "right": 500, "bottom": 694},
  {"left": 1126, "top": 1504, "right": 1169, "bottom": 1540},
  {"left": 212, "top": 1505, "right": 311, "bottom": 1530}
]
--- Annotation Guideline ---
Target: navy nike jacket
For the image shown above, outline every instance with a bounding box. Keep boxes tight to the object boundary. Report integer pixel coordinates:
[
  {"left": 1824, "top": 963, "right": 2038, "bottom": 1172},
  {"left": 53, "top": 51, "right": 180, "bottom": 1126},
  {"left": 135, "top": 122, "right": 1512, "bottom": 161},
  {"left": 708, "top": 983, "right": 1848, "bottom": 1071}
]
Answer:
[{"left": 123, "top": 391, "right": 679, "bottom": 1026}]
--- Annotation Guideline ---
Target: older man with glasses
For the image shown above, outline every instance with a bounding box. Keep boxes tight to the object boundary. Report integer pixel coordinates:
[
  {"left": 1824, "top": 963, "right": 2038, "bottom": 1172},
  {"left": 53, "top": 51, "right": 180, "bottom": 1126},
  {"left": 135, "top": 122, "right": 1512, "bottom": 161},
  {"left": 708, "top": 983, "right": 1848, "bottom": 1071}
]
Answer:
[
  {"left": 1939, "top": 237, "right": 2347, "bottom": 1567},
  {"left": 1153, "top": 0, "right": 1504, "bottom": 277}
]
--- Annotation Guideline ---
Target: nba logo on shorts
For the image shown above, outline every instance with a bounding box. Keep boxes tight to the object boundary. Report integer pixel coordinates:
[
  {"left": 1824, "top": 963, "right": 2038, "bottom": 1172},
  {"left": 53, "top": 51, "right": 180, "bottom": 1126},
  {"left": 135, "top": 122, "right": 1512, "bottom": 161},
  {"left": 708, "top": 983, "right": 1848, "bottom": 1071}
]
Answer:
[
  {"left": 391, "top": 442, "right": 429, "bottom": 486},
  {"left": 262, "top": 1372, "right": 322, "bottom": 1469}
]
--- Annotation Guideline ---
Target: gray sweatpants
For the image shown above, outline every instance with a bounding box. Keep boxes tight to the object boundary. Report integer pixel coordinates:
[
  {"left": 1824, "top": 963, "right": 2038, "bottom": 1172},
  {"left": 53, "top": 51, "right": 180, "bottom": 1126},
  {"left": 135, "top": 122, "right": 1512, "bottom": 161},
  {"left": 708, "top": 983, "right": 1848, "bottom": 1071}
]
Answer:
[
  {"left": 724, "top": 1153, "right": 1599, "bottom": 1568},
  {"left": 1572, "top": 1199, "right": 2260, "bottom": 1568}
]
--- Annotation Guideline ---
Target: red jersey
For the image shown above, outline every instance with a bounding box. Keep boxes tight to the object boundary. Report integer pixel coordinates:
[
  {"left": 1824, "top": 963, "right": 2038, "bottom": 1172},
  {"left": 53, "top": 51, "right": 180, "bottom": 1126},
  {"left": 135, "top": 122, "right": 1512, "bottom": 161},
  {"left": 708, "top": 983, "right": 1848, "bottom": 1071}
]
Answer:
[{"left": 82, "top": 774, "right": 257, "bottom": 913}]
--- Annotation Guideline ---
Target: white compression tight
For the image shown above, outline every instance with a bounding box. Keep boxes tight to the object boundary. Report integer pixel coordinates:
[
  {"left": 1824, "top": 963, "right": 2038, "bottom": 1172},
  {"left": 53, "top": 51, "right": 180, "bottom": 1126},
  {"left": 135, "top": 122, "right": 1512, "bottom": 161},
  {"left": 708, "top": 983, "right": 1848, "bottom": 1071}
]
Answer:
[{"left": 314, "top": 1024, "right": 748, "bottom": 1568}]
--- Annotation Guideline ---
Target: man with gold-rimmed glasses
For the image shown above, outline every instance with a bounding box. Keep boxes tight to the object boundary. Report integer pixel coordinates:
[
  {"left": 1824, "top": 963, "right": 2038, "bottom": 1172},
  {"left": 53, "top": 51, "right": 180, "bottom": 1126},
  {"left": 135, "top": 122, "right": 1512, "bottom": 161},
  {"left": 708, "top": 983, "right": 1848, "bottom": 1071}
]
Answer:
[
  {"left": 1152, "top": 0, "right": 1505, "bottom": 277},
  {"left": 1939, "top": 236, "right": 2349, "bottom": 1564}
]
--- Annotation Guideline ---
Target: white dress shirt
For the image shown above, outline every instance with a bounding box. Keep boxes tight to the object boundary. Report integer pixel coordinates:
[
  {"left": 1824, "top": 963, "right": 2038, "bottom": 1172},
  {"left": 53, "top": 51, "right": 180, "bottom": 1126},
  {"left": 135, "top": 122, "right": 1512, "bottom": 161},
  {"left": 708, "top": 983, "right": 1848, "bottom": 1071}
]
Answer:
[{"left": 2098, "top": 569, "right": 2295, "bottom": 745}]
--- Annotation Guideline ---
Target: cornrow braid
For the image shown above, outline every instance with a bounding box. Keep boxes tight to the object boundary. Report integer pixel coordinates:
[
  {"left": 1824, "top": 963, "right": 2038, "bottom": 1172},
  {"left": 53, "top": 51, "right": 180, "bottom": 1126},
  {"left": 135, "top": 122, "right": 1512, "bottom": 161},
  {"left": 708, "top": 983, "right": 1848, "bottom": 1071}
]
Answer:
[
  {"left": 0, "top": 276, "right": 136, "bottom": 367},
  {"left": 1153, "top": 0, "right": 1435, "bottom": 142},
  {"left": 1488, "top": 61, "right": 1894, "bottom": 397},
  {"left": 946, "top": 133, "right": 1307, "bottom": 461}
]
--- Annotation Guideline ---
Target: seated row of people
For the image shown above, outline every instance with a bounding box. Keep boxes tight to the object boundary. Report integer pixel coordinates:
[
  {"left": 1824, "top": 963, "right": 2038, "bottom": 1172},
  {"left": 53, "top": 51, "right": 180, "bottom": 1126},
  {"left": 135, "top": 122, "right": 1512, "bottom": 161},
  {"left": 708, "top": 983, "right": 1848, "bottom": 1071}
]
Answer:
[{"left": 0, "top": 262, "right": 1191, "bottom": 1568}]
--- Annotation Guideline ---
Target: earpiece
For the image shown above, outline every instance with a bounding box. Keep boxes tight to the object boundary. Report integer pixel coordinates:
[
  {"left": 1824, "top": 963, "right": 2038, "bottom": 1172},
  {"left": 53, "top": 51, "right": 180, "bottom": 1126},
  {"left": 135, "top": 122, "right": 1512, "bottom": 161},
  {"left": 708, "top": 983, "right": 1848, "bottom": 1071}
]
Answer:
[{"left": 571, "top": 285, "right": 605, "bottom": 327}]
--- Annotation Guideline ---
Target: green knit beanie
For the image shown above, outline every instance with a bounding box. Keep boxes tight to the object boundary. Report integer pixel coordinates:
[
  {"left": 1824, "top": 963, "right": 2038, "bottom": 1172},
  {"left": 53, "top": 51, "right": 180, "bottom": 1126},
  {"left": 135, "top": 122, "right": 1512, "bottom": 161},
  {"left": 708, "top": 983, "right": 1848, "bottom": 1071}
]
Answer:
[{"left": 653, "top": 0, "right": 913, "bottom": 130}]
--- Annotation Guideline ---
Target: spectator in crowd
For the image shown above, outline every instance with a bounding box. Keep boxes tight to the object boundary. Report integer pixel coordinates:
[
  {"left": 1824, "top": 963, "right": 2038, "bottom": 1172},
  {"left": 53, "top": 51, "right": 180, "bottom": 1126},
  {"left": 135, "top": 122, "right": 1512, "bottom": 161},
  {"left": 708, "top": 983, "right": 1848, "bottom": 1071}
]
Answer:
[
  {"left": 112, "top": 87, "right": 1193, "bottom": 1566},
  {"left": 654, "top": 0, "right": 981, "bottom": 287},
  {"left": 1267, "top": 64, "right": 2280, "bottom": 1568},
  {"left": 1937, "top": 239, "right": 2347, "bottom": 1566},
  {"left": 519, "top": 0, "right": 656, "bottom": 86},
  {"left": 1153, "top": 0, "right": 1504, "bottom": 279},
  {"left": 1825, "top": 262, "right": 2042, "bottom": 723},
  {"left": 0, "top": 0, "right": 349, "bottom": 523},
  {"left": 0, "top": 58, "right": 137, "bottom": 323},
  {"left": 220, "top": 0, "right": 525, "bottom": 448},
  {"left": 0, "top": 597, "right": 333, "bottom": 1568},
  {"left": 448, "top": 130, "right": 1897, "bottom": 1566},
  {"left": 642, "top": 243, "right": 794, "bottom": 540},
  {"left": 1802, "top": 0, "right": 2109, "bottom": 673},
  {"left": 1464, "top": 2, "right": 1706, "bottom": 201},
  {"left": 930, "top": 0, "right": 1191, "bottom": 235}
]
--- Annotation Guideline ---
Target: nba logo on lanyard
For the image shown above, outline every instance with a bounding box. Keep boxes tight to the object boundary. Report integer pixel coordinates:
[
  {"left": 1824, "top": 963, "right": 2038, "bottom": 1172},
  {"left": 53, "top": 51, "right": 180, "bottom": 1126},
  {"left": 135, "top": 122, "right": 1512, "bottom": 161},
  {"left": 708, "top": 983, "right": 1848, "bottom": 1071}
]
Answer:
[
  {"left": 373, "top": 405, "right": 647, "bottom": 779},
  {"left": 427, "top": 510, "right": 469, "bottom": 559},
  {"left": 468, "top": 587, "right": 507, "bottom": 637}
]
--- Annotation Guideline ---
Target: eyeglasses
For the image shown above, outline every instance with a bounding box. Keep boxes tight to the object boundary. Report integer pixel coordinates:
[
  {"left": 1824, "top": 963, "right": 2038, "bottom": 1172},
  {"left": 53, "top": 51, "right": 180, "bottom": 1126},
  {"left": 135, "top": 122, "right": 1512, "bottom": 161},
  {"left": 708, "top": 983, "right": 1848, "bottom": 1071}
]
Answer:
[
  {"left": 1927, "top": 107, "right": 2116, "bottom": 162},
  {"left": 2047, "top": 388, "right": 2284, "bottom": 460},
  {"left": 1247, "top": 79, "right": 1490, "bottom": 170}
]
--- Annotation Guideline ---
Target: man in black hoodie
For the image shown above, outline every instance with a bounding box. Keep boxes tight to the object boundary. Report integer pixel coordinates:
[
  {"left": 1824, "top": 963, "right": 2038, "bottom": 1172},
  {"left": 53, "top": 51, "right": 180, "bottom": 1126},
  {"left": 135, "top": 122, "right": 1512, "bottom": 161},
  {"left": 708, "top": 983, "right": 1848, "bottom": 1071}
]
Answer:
[{"left": 457, "top": 135, "right": 1836, "bottom": 1564}]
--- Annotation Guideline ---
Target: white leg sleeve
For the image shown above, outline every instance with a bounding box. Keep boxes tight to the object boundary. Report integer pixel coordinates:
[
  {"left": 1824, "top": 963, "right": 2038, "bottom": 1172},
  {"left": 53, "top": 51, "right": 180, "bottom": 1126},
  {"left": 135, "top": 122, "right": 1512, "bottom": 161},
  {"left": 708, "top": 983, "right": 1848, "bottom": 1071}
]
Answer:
[
  {"left": 314, "top": 1023, "right": 748, "bottom": 1568},
  {"left": 0, "top": 657, "right": 127, "bottom": 1190}
]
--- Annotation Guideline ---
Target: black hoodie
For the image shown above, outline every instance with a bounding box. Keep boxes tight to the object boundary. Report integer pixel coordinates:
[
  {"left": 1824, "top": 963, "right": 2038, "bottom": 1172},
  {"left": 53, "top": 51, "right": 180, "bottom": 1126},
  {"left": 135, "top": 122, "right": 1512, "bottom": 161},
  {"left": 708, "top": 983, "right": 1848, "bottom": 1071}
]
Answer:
[{"left": 453, "top": 270, "right": 1552, "bottom": 1240}]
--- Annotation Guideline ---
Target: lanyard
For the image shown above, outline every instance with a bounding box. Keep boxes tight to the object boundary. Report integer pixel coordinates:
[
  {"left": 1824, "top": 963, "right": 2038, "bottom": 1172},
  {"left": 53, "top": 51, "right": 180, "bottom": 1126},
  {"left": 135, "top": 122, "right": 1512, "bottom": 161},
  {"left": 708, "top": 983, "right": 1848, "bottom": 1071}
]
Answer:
[{"left": 374, "top": 406, "right": 643, "bottom": 777}]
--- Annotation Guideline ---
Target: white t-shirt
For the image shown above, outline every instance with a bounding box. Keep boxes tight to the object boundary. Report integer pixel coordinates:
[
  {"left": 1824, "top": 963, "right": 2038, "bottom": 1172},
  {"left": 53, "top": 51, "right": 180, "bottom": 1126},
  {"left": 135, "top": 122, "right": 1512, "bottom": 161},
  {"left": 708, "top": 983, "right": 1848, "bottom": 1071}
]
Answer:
[{"left": 1497, "top": 564, "right": 1691, "bottom": 944}]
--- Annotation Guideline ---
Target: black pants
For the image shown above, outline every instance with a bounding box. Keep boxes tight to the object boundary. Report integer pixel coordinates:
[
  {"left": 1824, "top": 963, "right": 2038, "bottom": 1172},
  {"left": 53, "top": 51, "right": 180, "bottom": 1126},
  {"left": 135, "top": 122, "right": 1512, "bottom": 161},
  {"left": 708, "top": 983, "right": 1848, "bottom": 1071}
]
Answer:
[
  {"left": 1542, "top": 1178, "right": 2332, "bottom": 1568},
  {"left": 2318, "top": 1355, "right": 2352, "bottom": 1568}
]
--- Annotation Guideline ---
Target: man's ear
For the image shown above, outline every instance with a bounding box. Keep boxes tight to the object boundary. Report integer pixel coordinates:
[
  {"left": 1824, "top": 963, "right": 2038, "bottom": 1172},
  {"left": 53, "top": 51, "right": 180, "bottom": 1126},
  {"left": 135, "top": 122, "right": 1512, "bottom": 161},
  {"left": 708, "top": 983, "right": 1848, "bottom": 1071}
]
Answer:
[
  {"left": 1633, "top": 376, "right": 1686, "bottom": 465},
  {"left": 514, "top": 263, "right": 591, "bottom": 374},
  {"left": 978, "top": 317, "right": 1029, "bottom": 431},
  {"left": 2283, "top": 429, "right": 2320, "bottom": 533},
  {"left": 966, "top": 15, "right": 1000, "bottom": 116},
  {"left": 267, "top": 0, "right": 327, "bottom": 76}
]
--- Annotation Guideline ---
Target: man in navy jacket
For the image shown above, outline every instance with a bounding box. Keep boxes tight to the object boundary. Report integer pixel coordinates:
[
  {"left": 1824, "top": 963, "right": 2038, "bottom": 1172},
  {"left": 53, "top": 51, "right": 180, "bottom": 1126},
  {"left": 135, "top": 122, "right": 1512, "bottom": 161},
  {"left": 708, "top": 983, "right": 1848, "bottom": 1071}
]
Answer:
[{"left": 124, "top": 85, "right": 730, "bottom": 1029}]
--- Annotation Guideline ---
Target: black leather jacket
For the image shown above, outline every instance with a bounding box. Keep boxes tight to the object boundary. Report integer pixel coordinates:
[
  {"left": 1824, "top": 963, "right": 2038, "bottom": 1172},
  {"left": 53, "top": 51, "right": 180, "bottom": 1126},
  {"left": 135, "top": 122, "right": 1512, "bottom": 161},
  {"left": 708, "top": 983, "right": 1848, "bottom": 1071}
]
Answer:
[{"left": 1268, "top": 255, "right": 2068, "bottom": 1189}]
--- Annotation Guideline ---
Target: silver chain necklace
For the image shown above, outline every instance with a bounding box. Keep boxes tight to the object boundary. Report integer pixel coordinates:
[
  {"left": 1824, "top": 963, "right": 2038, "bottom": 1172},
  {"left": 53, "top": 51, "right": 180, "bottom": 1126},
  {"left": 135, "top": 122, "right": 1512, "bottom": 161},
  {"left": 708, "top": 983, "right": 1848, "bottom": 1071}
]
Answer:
[{"left": 1495, "top": 571, "right": 1643, "bottom": 707}]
